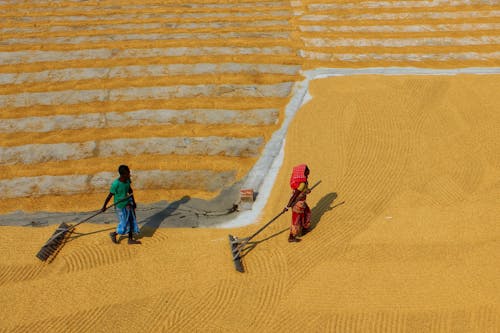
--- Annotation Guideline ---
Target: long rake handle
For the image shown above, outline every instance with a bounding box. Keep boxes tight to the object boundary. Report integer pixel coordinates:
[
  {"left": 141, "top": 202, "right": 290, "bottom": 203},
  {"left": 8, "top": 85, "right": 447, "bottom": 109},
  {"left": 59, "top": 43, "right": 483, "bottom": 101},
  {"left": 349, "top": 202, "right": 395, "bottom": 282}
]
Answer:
[
  {"left": 68, "top": 194, "right": 133, "bottom": 231},
  {"left": 43, "top": 194, "right": 132, "bottom": 244},
  {"left": 238, "top": 180, "right": 321, "bottom": 249}
]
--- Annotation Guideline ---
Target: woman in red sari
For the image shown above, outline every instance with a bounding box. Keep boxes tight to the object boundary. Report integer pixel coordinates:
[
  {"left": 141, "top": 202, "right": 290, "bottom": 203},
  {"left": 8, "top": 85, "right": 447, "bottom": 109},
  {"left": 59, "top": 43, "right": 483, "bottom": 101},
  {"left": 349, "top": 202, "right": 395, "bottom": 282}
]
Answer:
[{"left": 284, "top": 164, "right": 311, "bottom": 243}]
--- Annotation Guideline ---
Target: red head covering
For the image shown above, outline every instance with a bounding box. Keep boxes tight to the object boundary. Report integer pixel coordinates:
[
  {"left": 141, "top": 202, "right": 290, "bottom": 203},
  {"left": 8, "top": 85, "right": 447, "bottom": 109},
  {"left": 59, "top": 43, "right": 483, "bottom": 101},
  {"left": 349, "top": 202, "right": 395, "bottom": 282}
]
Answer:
[{"left": 290, "top": 164, "right": 309, "bottom": 190}]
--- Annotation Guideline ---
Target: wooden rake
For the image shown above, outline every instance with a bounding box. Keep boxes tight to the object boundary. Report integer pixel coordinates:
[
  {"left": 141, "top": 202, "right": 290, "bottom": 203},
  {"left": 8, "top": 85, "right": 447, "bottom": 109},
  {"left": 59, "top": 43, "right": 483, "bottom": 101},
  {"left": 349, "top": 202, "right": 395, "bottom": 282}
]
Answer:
[
  {"left": 36, "top": 195, "right": 132, "bottom": 262},
  {"left": 228, "top": 180, "right": 321, "bottom": 273}
]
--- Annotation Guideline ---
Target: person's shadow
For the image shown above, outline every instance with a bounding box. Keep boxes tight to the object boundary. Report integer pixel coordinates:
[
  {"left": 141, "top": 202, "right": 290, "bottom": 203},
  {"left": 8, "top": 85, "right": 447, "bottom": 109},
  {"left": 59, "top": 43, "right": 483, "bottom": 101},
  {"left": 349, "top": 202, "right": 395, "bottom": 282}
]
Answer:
[
  {"left": 310, "top": 192, "right": 342, "bottom": 231},
  {"left": 138, "top": 196, "right": 190, "bottom": 239}
]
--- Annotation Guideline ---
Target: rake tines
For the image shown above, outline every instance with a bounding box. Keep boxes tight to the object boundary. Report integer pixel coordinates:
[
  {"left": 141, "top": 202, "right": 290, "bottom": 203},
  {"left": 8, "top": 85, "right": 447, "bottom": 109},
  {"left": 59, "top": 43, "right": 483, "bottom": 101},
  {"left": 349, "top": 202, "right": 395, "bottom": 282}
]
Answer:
[
  {"left": 228, "top": 180, "right": 321, "bottom": 273},
  {"left": 228, "top": 234, "right": 245, "bottom": 273},
  {"left": 34, "top": 195, "right": 132, "bottom": 262},
  {"left": 35, "top": 222, "right": 71, "bottom": 261}
]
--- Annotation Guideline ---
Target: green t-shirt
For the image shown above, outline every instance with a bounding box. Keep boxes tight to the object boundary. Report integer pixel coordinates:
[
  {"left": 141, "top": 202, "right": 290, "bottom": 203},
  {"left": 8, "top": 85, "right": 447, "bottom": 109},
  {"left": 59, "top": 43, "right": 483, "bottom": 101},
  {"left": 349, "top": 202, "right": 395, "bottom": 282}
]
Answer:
[{"left": 110, "top": 178, "right": 131, "bottom": 209}]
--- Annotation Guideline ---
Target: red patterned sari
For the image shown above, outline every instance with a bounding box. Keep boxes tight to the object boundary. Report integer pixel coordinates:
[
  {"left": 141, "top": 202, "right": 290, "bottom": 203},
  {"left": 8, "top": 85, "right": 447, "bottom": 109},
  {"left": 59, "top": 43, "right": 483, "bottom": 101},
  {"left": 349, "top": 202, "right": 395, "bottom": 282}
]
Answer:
[
  {"left": 288, "top": 164, "right": 311, "bottom": 237},
  {"left": 291, "top": 196, "right": 311, "bottom": 237}
]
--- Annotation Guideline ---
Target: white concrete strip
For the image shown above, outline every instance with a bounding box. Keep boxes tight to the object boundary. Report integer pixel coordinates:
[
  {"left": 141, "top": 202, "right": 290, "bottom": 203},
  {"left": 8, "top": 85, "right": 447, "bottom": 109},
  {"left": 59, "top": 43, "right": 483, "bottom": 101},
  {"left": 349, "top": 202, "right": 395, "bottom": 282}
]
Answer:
[
  {"left": 0, "top": 63, "right": 300, "bottom": 85},
  {"left": 1, "top": 10, "right": 292, "bottom": 23},
  {"left": 308, "top": 0, "right": 499, "bottom": 10},
  {"left": 220, "top": 67, "right": 500, "bottom": 228},
  {"left": 300, "top": 10, "right": 500, "bottom": 21},
  {"left": 299, "top": 23, "right": 500, "bottom": 33},
  {"left": 0, "top": 31, "right": 291, "bottom": 45},
  {"left": 306, "top": 67, "right": 500, "bottom": 77},
  {"left": 0, "top": 109, "right": 279, "bottom": 133},
  {"left": 302, "top": 36, "right": 500, "bottom": 48},
  {"left": 0, "top": 137, "right": 264, "bottom": 165},
  {"left": 300, "top": 50, "right": 500, "bottom": 62},
  {"left": 0, "top": 82, "right": 294, "bottom": 108},
  {"left": 1, "top": 2, "right": 288, "bottom": 12},
  {"left": 0, "top": 169, "right": 237, "bottom": 198},
  {"left": 0, "top": 20, "right": 290, "bottom": 35},
  {"left": 236, "top": 74, "right": 310, "bottom": 214},
  {"left": 0, "top": 141, "right": 98, "bottom": 165},
  {"left": 0, "top": 46, "right": 294, "bottom": 66}
]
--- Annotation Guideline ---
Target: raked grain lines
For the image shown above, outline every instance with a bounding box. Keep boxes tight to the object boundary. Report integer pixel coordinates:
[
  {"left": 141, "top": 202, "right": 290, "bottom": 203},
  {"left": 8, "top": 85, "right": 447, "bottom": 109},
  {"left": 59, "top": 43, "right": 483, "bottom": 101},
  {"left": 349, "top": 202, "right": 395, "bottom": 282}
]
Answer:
[
  {"left": 1, "top": 304, "right": 111, "bottom": 333},
  {"left": 245, "top": 275, "right": 289, "bottom": 330},
  {"left": 268, "top": 305, "right": 498, "bottom": 332},
  {"left": 58, "top": 242, "right": 137, "bottom": 273},
  {"left": 162, "top": 280, "right": 244, "bottom": 331},
  {"left": 2, "top": 291, "right": 189, "bottom": 333},
  {"left": 145, "top": 290, "right": 192, "bottom": 333},
  {"left": 0, "top": 263, "right": 46, "bottom": 286},
  {"left": 282, "top": 78, "right": 426, "bottom": 284},
  {"left": 0, "top": 0, "right": 301, "bottom": 212},
  {"left": 294, "top": 0, "right": 500, "bottom": 67},
  {"left": 2, "top": 0, "right": 500, "bottom": 212}
]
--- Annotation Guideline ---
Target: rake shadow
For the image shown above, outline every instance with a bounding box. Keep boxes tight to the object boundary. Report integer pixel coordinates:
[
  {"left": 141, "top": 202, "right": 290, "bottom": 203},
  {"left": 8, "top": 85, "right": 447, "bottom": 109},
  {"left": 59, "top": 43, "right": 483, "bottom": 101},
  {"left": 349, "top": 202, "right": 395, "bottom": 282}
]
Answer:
[
  {"left": 67, "top": 226, "right": 116, "bottom": 242},
  {"left": 239, "top": 227, "right": 290, "bottom": 259}
]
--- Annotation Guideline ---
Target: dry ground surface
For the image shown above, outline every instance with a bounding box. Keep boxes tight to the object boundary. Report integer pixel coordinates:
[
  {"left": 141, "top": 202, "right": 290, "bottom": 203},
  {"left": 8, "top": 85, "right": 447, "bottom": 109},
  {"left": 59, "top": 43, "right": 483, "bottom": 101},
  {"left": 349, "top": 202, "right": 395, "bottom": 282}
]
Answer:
[
  {"left": 1, "top": 0, "right": 500, "bottom": 332},
  {"left": 1, "top": 74, "right": 499, "bottom": 332},
  {"left": 1, "top": 0, "right": 500, "bottom": 212}
]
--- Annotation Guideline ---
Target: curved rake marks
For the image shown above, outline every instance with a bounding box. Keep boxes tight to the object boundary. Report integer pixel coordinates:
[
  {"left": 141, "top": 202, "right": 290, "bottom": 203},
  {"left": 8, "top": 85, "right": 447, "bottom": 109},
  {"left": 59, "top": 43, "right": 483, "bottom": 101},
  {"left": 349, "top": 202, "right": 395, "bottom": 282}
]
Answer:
[
  {"left": 350, "top": 311, "right": 403, "bottom": 333},
  {"left": 285, "top": 241, "right": 337, "bottom": 283},
  {"left": 146, "top": 297, "right": 175, "bottom": 333},
  {"left": 272, "top": 307, "right": 497, "bottom": 332},
  {"left": 0, "top": 263, "right": 45, "bottom": 286},
  {"left": 288, "top": 96, "right": 409, "bottom": 275},
  {"left": 406, "top": 309, "right": 451, "bottom": 332},
  {"left": 422, "top": 175, "right": 467, "bottom": 207},
  {"left": 335, "top": 82, "right": 411, "bottom": 215},
  {"left": 162, "top": 304, "right": 195, "bottom": 332},
  {"left": 450, "top": 157, "right": 484, "bottom": 195},
  {"left": 5, "top": 290, "right": 203, "bottom": 333},
  {"left": 60, "top": 244, "right": 135, "bottom": 273},
  {"left": 140, "top": 290, "right": 188, "bottom": 333},
  {"left": 6, "top": 303, "right": 111, "bottom": 333},
  {"left": 473, "top": 306, "right": 499, "bottom": 332},
  {"left": 193, "top": 281, "right": 241, "bottom": 324},
  {"left": 163, "top": 281, "right": 242, "bottom": 331},
  {"left": 265, "top": 308, "right": 293, "bottom": 332},
  {"left": 247, "top": 245, "right": 288, "bottom": 276},
  {"left": 248, "top": 276, "right": 287, "bottom": 330},
  {"left": 136, "top": 228, "right": 169, "bottom": 245},
  {"left": 239, "top": 247, "right": 292, "bottom": 329},
  {"left": 341, "top": 100, "right": 393, "bottom": 208},
  {"left": 372, "top": 307, "right": 496, "bottom": 332}
]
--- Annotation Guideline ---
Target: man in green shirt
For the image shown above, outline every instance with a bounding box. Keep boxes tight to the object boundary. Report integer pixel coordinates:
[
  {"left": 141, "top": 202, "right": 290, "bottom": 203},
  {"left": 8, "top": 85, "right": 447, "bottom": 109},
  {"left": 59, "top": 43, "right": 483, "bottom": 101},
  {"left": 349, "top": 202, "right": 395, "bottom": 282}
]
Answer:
[{"left": 102, "top": 165, "right": 140, "bottom": 244}]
